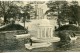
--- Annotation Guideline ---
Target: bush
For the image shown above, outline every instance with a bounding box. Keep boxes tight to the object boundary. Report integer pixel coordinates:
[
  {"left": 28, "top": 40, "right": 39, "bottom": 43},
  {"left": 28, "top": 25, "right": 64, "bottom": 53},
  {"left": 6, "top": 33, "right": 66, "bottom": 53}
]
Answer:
[{"left": 57, "top": 31, "right": 71, "bottom": 42}]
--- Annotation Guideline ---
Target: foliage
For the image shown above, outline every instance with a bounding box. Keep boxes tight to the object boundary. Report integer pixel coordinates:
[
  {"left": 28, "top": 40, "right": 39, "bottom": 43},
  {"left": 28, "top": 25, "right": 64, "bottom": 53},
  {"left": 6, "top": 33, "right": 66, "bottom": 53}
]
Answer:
[
  {"left": 69, "top": 1, "right": 79, "bottom": 23},
  {"left": 0, "top": 1, "right": 34, "bottom": 23},
  {"left": 55, "top": 25, "right": 80, "bottom": 31},
  {"left": 7, "top": 5, "right": 20, "bottom": 19},
  {"left": 58, "top": 31, "right": 71, "bottom": 42},
  {"left": 0, "top": 24, "right": 27, "bottom": 31},
  {"left": 0, "top": 1, "right": 21, "bottom": 23},
  {"left": 46, "top": 1, "right": 80, "bottom": 25},
  {"left": 22, "top": 4, "right": 34, "bottom": 20}
]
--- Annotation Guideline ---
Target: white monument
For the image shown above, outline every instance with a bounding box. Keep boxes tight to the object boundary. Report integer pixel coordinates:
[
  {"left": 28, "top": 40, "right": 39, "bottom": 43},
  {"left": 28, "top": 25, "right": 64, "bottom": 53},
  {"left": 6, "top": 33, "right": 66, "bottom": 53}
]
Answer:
[
  {"left": 37, "top": 18, "right": 53, "bottom": 38},
  {"left": 25, "top": 18, "right": 60, "bottom": 49},
  {"left": 25, "top": 17, "right": 60, "bottom": 49},
  {"left": 31, "top": 18, "right": 60, "bottom": 43}
]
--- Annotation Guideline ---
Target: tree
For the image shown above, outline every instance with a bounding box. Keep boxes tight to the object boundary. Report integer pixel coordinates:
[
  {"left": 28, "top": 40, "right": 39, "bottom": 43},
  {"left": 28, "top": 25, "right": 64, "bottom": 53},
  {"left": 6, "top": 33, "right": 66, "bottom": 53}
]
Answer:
[
  {"left": 19, "top": 3, "right": 34, "bottom": 28},
  {"left": 59, "top": 2, "right": 70, "bottom": 21},
  {"left": 46, "top": 1, "right": 68, "bottom": 27},
  {"left": 69, "top": 1, "right": 79, "bottom": 24},
  {"left": 0, "top": 1, "right": 21, "bottom": 23},
  {"left": 46, "top": 1, "right": 80, "bottom": 26},
  {"left": 7, "top": 5, "right": 20, "bottom": 20},
  {"left": 77, "top": 6, "right": 80, "bottom": 25},
  {"left": 22, "top": 4, "right": 34, "bottom": 20}
]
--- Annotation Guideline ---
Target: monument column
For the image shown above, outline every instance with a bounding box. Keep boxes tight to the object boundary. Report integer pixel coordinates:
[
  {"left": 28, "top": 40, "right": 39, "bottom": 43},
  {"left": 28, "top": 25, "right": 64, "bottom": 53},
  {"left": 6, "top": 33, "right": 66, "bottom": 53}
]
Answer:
[
  {"left": 48, "top": 28, "right": 50, "bottom": 38},
  {"left": 37, "top": 19, "right": 54, "bottom": 38},
  {"left": 44, "top": 27, "right": 47, "bottom": 38},
  {"left": 38, "top": 28, "right": 40, "bottom": 38},
  {"left": 51, "top": 28, "right": 53, "bottom": 37},
  {"left": 40, "top": 28, "right": 42, "bottom": 38}
]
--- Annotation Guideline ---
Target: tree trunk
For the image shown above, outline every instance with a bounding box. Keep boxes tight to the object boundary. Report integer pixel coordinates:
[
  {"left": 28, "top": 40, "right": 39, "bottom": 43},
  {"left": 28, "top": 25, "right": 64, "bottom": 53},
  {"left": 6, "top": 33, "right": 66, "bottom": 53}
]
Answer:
[{"left": 4, "top": 15, "right": 7, "bottom": 24}]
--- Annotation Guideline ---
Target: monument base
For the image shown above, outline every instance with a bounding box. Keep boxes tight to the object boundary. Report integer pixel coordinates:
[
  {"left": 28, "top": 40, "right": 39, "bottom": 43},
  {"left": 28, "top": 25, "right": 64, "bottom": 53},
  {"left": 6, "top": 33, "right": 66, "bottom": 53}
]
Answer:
[
  {"left": 25, "top": 42, "right": 52, "bottom": 50},
  {"left": 31, "top": 37, "right": 60, "bottom": 43}
]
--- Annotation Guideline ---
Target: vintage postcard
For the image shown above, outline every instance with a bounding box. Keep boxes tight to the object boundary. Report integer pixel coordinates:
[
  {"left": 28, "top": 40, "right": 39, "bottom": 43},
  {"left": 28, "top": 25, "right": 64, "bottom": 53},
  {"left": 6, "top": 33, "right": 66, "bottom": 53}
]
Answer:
[{"left": 0, "top": 0, "right": 80, "bottom": 52}]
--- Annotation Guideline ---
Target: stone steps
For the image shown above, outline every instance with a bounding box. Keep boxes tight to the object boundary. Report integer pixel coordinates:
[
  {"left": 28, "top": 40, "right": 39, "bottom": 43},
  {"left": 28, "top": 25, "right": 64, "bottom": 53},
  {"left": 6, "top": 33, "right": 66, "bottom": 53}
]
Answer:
[
  {"left": 25, "top": 42, "right": 52, "bottom": 50},
  {"left": 31, "top": 37, "right": 60, "bottom": 43}
]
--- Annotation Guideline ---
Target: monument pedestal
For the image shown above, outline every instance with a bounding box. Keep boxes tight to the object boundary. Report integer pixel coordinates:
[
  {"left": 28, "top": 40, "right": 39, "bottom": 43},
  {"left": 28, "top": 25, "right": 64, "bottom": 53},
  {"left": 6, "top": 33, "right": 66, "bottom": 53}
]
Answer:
[
  {"left": 31, "top": 37, "right": 60, "bottom": 43},
  {"left": 25, "top": 42, "right": 52, "bottom": 50}
]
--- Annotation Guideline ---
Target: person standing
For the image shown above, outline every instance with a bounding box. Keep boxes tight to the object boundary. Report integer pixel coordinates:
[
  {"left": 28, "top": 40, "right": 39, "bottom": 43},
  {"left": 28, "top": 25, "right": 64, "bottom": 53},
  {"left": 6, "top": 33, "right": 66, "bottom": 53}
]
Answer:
[{"left": 29, "top": 38, "right": 33, "bottom": 46}]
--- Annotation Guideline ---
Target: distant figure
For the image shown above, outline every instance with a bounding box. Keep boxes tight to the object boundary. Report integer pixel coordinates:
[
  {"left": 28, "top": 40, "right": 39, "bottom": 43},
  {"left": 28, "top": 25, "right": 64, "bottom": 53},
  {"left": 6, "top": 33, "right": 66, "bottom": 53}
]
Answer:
[
  {"left": 30, "top": 38, "right": 32, "bottom": 46},
  {"left": 28, "top": 38, "right": 33, "bottom": 46},
  {"left": 69, "top": 32, "right": 77, "bottom": 43},
  {"left": 10, "top": 18, "right": 15, "bottom": 24},
  {"left": 70, "top": 32, "right": 76, "bottom": 37},
  {"left": 55, "top": 26, "right": 57, "bottom": 30},
  {"left": 0, "top": 18, "right": 3, "bottom": 25},
  {"left": 72, "top": 32, "right": 76, "bottom": 37},
  {"left": 6, "top": 19, "right": 9, "bottom": 24}
]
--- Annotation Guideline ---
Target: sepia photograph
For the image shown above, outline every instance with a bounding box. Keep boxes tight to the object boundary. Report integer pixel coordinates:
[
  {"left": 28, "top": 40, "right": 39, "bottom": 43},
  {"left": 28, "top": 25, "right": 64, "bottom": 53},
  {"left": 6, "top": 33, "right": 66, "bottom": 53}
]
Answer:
[{"left": 0, "top": 0, "right": 80, "bottom": 52}]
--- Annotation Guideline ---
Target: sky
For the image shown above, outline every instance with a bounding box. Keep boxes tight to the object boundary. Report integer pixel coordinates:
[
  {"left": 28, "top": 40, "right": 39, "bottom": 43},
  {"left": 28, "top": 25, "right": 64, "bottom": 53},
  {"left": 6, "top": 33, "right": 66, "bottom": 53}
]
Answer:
[
  {"left": 21, "top": 0, "right": 80, "bottom": 5},
  {"left": 1, "top": 0, "right": 80, "bottom": 2},
  {"left": 0, "top": 0, "right": 80, "bottom": 3}
]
